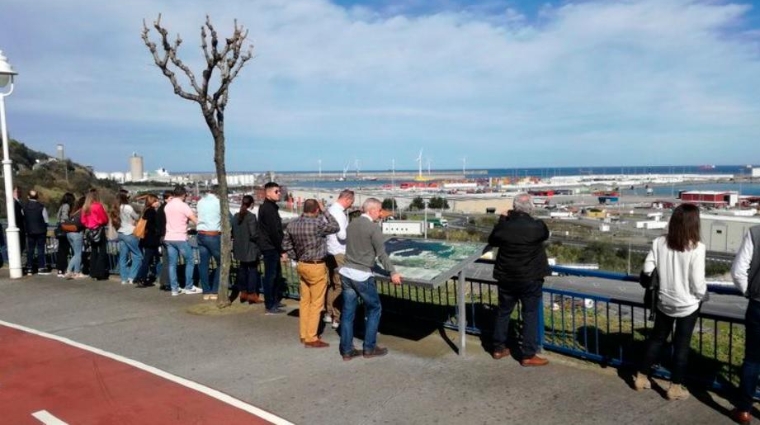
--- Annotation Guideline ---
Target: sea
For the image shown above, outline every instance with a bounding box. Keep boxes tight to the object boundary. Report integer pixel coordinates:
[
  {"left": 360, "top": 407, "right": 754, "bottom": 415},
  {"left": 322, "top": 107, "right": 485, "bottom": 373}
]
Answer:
[{"left": 278, "top": 165, "right": 760, "bottom": 196}]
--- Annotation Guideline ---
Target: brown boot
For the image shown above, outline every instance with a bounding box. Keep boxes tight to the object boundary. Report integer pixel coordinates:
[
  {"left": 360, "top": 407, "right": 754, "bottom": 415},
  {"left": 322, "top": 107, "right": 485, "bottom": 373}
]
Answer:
[
  {"left": 240, "top": 291, "right": 249, "bottom": 303},
  {"left": 248, "top": 293, "right": 263, "bottom": 304}
]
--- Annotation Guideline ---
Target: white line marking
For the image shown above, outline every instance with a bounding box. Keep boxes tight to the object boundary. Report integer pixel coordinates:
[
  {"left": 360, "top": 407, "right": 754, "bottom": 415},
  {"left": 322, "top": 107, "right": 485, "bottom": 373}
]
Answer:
[
  {"left": 31, "top": 410, "right": 69, "bottom": 425},
  {"left": 2, "top": 320, "right": 293, "bottom": 425}
]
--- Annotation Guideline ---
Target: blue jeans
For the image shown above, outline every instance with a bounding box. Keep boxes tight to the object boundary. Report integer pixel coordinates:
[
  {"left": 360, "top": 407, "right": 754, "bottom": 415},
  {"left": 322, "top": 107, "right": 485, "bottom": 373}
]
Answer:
[
  {"left": 165, "top": 240, "right": 195, "bottom": 292},
  {"left": 66, "top": 232, "right": 83, "bottom": 273},
  {"left": 118, "top": 233, "right": 143, "bottom": 282},
  {"left": 339, "top": 275, "right": 382, "bottom": 355},
  {"left": 738, "top": 299, "right": 760, "bottom": 411},
  {"left": 492, "top": 280, "right": 543, "bottom": 358},
  {"left": 262, "top": 249, "right": 283, "bottom": 310},
  {"left": 197, "top": 233, "right": 221, "bottom": 294}
]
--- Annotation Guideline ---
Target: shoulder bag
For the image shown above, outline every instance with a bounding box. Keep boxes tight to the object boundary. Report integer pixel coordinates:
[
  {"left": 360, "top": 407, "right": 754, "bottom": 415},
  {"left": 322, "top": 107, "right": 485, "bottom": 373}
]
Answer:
[
  {"left": 640, "top": 267, "right": 660, "bottom": 321},
  {"left": 133, "top": 212, "right": 147, "bottom": 239}
]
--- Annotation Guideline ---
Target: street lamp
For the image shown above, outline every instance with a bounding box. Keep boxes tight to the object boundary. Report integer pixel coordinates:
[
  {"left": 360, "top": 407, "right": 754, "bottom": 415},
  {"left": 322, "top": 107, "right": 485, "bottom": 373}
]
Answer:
[{"left": 0, "top": 50, "right": 22, "bottom": 278}]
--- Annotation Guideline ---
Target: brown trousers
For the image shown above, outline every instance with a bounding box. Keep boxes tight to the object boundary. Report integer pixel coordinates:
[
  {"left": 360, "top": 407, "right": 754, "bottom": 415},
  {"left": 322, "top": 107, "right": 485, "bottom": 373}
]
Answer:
[
  {"left": 297, "top": 262, "right": 328, "bottom": 343},
  {"left": 325, "top": 254, "right": 345, "bottom": 320}
]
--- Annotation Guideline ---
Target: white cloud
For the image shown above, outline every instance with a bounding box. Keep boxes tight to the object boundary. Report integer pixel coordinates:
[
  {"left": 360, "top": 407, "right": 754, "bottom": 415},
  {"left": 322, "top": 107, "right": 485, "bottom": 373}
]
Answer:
[{"left": 1, "top": 0, "right": 759, "bottom": 171}]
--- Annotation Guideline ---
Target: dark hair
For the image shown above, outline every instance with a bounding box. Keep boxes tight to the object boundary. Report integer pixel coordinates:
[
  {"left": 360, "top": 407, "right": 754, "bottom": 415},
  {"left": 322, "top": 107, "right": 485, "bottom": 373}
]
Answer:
[
  {"left": 74, "top": 196, "right": 85, "bottom": 212},
  {"left": 666, "top": 203, "right": 701, "bottom": 252},
  {"left": 173, "top": 186, "right": 187, "bottom": 197},
  {"left": 238, "top": 195, "right": 254, "bottom": 224},
  {"left": 264, "top": 182, "right": 280, "bottom": 190},
  {"left": 162, "top": 190, "right": 173, "bottom": 200},
  {"left": 303, "top": 199, "right": 319, "bottom": 214},
  {"left": 60, "top": 192, "right": 75, "bottom": 208}
]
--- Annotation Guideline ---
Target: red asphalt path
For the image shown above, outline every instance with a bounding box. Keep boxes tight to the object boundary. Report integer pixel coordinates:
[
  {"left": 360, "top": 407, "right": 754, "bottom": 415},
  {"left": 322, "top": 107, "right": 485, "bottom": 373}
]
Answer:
[{"left": 0, "top": 324, "right": 286, "bottom": 425}]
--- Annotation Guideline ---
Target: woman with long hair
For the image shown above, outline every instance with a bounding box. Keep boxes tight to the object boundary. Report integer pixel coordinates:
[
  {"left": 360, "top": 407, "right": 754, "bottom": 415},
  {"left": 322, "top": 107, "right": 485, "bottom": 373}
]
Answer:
[
  {"left": 232, "top": 195, "right": 262, "bottom": 304},
  {"left": 134, "top": 194, "right": 161, "bottom": 288},
  {"left": 112, "top": 192, "right": 142, "bottom": 285},
  {"left": 55, "top": 192, "right": 75, "bottom": 277},
  {"left": 65, "top": 196, "right": 87, "bottom": 279},
  {"left": 81, "top": 189, "right": 110, "bottom": 280},
  {"left": 633, "top": 203, "right": 706, "bottom": 400}
]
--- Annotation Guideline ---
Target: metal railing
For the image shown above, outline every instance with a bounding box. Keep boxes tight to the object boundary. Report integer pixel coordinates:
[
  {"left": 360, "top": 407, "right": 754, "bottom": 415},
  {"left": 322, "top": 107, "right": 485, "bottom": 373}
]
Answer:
[{"left": 37, "top": 235, "right": 749, "bottom": 393}]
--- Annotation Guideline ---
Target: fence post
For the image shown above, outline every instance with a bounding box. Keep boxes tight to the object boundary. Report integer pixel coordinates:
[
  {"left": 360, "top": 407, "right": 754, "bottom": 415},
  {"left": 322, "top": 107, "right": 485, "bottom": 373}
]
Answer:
[
  {"left": 538, "top": 291, "right": 545, "bottom": 352},
  {"left": 458, "top": 270, "right": 466, "bottom": 357}
]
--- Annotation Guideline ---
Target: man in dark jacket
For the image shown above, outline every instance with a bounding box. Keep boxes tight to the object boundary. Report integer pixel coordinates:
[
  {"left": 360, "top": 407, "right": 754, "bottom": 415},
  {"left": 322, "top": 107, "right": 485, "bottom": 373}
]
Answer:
[
  {"left": 488, "top": 193, "right": 550, "bottom": 366},
  {"left": 258, "top": 182, "right": 286, "bottom": 313},
  {"left": 23, "top": 190, "right": 50, "bottom": 275}
]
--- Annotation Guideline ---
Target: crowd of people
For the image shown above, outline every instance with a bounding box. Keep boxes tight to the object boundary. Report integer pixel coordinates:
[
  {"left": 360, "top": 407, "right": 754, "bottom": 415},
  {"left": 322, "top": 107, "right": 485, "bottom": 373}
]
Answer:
[{"left": 8, "top": 184, "right": 760, "bottom": 418}]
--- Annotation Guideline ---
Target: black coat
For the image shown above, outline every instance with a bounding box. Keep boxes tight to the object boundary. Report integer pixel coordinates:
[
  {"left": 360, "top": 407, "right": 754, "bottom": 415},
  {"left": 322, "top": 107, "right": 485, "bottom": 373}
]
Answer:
[
  {"left": 139, "top": 208, "right": 160, "bottom": 248},
  {"left": 488, "top": 210, "right": 551, "bottom": 284},
  {"left": 258, "top": 199, "right": 283, "bottom": 253},
  {"left": 232, "top": 211, "right": 261, "bottom": 262}
]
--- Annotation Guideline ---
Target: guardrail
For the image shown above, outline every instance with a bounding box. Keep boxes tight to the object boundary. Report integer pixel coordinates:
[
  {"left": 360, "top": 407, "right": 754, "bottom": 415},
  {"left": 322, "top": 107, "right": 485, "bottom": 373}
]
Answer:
[{"left": 35, "top": 235, "right": 748, "bottom": 394}]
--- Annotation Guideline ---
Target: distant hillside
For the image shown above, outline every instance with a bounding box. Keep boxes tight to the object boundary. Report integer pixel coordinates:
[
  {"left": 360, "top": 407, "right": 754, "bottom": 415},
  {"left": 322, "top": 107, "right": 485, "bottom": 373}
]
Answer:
[{"left": 1, "top": 139, "right": 120, "bottom": 217}]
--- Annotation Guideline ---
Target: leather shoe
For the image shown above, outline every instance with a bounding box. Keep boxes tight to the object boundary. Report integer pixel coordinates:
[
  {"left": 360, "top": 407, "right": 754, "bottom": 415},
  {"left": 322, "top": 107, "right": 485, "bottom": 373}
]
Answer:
[
  {"left": 492, "top": 348, "right": 510, "bottom": 360},
  {"left": 304, "top": 340, "right": 330, "bottom": 348},
  {"left": 248, "top": 293, "right": 263, "bottom": 304},
  {"left": 521, "top": 355, "right": 549, "bottom": 367},
  {"left": 240, "top": 291, "right": 249, "bottom": 303},
  {"left": 342, "top": 349, "right": 362, "bottom": 361},
  {"left": 363, "top": 346, "right": 388, "bottom": 358},
  {"left": 731, "top": 409, "right": 751, "bottom": 425}
]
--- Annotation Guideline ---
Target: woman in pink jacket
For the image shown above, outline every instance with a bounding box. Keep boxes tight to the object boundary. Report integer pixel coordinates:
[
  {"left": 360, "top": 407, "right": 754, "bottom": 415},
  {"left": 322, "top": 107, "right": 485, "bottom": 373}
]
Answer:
[{"left": 81, "top": 189, "right": 110, "bottom": 280}]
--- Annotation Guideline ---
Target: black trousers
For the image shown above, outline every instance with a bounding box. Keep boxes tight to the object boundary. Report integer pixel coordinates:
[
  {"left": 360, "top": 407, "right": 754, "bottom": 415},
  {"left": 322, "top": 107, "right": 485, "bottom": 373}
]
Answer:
[
  {"left": 236, "top": 261, "right": 261, "bottom": 294},
  {"left": 639, "top": 307, "right": 699, "bottom": 384},
  {"left": 89, "top": 238, "right": 109, "bottom": 280},
  {"left": 135, "top": 246, "right": 159, "bottom": 283},
  {"left": 56, "top": 235, "right": 70, "bottom": 273},
  {"left": 492, "top": 280, "right": 543, "bottom": 358}
]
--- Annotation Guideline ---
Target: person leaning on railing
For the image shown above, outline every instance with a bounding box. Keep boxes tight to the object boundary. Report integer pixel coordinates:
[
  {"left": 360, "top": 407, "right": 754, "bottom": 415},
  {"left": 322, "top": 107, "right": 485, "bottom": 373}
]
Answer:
[{"left": 633, "top": 203, "right": 706, "bottom": 401}]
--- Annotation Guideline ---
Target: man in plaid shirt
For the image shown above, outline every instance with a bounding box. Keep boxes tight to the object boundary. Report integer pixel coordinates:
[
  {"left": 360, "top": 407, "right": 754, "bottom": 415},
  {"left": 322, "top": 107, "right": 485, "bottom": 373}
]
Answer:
[{"left": 283, "top": 199, "right": 340, "bottom": 348}]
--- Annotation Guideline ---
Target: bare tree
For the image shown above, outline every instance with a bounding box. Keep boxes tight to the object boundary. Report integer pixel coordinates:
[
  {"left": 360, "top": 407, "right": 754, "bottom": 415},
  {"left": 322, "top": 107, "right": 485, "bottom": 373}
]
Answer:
[{"left": 142, "top": 14, "right": 253, "bottom": 307}]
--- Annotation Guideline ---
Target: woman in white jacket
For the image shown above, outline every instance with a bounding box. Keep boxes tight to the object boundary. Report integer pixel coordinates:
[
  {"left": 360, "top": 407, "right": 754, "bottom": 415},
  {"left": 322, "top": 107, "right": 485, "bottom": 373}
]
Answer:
[{"left": 634, "top": 203, "right": 706, "bottom": 400}]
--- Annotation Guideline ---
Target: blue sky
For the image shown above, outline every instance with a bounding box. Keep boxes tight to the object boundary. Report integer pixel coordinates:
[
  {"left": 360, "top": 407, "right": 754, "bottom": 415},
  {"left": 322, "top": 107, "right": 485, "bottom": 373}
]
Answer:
[{"left": 1, "top": 0, "right": 760, "bottom": 173}]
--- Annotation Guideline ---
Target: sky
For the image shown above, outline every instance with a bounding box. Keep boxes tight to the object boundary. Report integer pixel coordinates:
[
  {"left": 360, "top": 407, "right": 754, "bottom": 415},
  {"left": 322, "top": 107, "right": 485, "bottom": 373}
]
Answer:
[{"left": 1, "top": 0, "right": 760, "bottom": 173}]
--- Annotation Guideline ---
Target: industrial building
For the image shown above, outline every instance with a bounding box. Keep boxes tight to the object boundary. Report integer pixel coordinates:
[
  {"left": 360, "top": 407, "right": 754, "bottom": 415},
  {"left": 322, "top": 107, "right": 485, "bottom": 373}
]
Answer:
[
  {"left": 679, "top": 190, "right": 739, "bottom": 208},
  {"left": 700, "top": 214, "right": 760, "bottom": 254}
]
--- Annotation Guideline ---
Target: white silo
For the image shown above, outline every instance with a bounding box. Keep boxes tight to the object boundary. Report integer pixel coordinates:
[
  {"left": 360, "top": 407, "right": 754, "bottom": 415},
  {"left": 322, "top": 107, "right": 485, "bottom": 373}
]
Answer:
[{"left": 129, "top": 152, "right": 144, "bottom": 182}]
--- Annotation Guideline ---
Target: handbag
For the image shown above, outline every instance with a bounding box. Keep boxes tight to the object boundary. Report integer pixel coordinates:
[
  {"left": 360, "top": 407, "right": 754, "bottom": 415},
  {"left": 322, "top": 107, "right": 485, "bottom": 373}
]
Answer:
[
  {"left": 133, "top": 216, "right": 147, "bottom": 239},
  {"left": 106, "top": 220, "right": 118, "bottom": 241},
  {"left": 640, "top": 267, "right": 660, "bottom": 321},
  {"left": 61, "top": 210, "right": 83, "bottom": 233}
]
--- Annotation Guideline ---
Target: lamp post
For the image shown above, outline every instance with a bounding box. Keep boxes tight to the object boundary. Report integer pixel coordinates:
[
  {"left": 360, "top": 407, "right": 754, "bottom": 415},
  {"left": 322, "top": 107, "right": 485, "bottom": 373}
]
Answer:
[{"left": 0, "top": 50, "right": 22, "bottom": 278}]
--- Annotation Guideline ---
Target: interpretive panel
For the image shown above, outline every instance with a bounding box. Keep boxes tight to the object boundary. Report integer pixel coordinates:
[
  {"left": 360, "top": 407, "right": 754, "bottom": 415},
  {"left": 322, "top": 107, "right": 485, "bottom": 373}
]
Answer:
[{"left": 375, "top": 237, "right": 487, "bottom": 288}]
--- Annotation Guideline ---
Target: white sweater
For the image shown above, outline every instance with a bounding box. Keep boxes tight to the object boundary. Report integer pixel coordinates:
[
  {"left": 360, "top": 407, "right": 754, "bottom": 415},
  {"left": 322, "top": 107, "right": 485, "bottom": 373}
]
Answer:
[{"left": 643, "top": 236, "right": 706, "bottom": 317}]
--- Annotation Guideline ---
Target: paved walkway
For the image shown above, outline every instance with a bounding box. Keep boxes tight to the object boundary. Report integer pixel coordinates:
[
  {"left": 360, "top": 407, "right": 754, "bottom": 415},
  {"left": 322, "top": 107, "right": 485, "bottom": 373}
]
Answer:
[{"left": 0, "top": 272, "right": 743, "bottom": 424}]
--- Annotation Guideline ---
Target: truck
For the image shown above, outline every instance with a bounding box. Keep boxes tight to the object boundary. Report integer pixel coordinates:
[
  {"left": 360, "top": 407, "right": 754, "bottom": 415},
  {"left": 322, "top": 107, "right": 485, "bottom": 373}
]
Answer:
[{"left": 426, "top": 218, "right": 449, "bottom": 228}]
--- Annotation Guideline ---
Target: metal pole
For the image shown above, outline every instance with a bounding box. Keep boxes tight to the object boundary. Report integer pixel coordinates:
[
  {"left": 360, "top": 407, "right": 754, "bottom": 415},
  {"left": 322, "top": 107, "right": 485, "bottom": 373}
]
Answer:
[
  {"left": 458, "top": 270, "right": 466, "bottom": 356},
  {"left": 423, "top": 200, "right": 428, "bottom": 239},
  {"left": 0, "top": 92, "right": 22, "bottom": 278}
]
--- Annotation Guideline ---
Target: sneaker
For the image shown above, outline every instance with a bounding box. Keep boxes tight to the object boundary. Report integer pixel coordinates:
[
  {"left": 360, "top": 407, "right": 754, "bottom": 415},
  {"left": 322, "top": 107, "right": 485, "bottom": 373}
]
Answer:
[
  {"left": 38, "top": 268, "right": 52, "bottom": 276},
  {"left": 182, "top": 286, "right": 203, "bottom": 295},
  {"left": 666, "top": 383, "right": 690, "bottom": 401},
  {"left": 171, "top": 291, "right": 180, "bottom": 297},
  {"left": 331, "top": 321, "right": 340, "bottom": 330},
  {"left": 121, "top": 281, "right": 129, "bottom": 285},
  {"left": 203, "top": 295, "right": 211, "bottom": 301},
  {"left": 209, "top": 294, "right": 218, "bottom": 301},
  {"left": 74, "top": 273, "right": 88, "bottom": 280},
  {"left": 265, "top": 308, "right": 285, "bottom": 315},
  {"left": 633, "top": 372, "right": 651, "bottom": 391},
  {"left": 57, "top": 272, "right": 66, "bottom": 278},
  {"left": 323, "top": 315, "right": 333, "bottom": 324}
]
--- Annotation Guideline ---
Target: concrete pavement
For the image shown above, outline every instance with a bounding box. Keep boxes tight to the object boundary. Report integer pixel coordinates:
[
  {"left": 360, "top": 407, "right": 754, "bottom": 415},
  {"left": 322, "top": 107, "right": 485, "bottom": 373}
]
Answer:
[{"left": 0, "top": 272, "right": 742, "bottom": 424}]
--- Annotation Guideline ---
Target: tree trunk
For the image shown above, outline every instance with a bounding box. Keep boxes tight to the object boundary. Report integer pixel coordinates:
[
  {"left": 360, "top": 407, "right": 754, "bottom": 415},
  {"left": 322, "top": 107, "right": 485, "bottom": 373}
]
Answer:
[{"left": 212, "top": 128, "right": 232, "bottom": 307}]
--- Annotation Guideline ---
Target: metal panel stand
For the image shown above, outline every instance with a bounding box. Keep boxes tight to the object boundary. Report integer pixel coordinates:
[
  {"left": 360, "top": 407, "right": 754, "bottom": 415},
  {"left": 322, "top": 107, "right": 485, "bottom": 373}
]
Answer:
[{"left": 458, "top": 270, "right": 466, "bottom": 356}]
